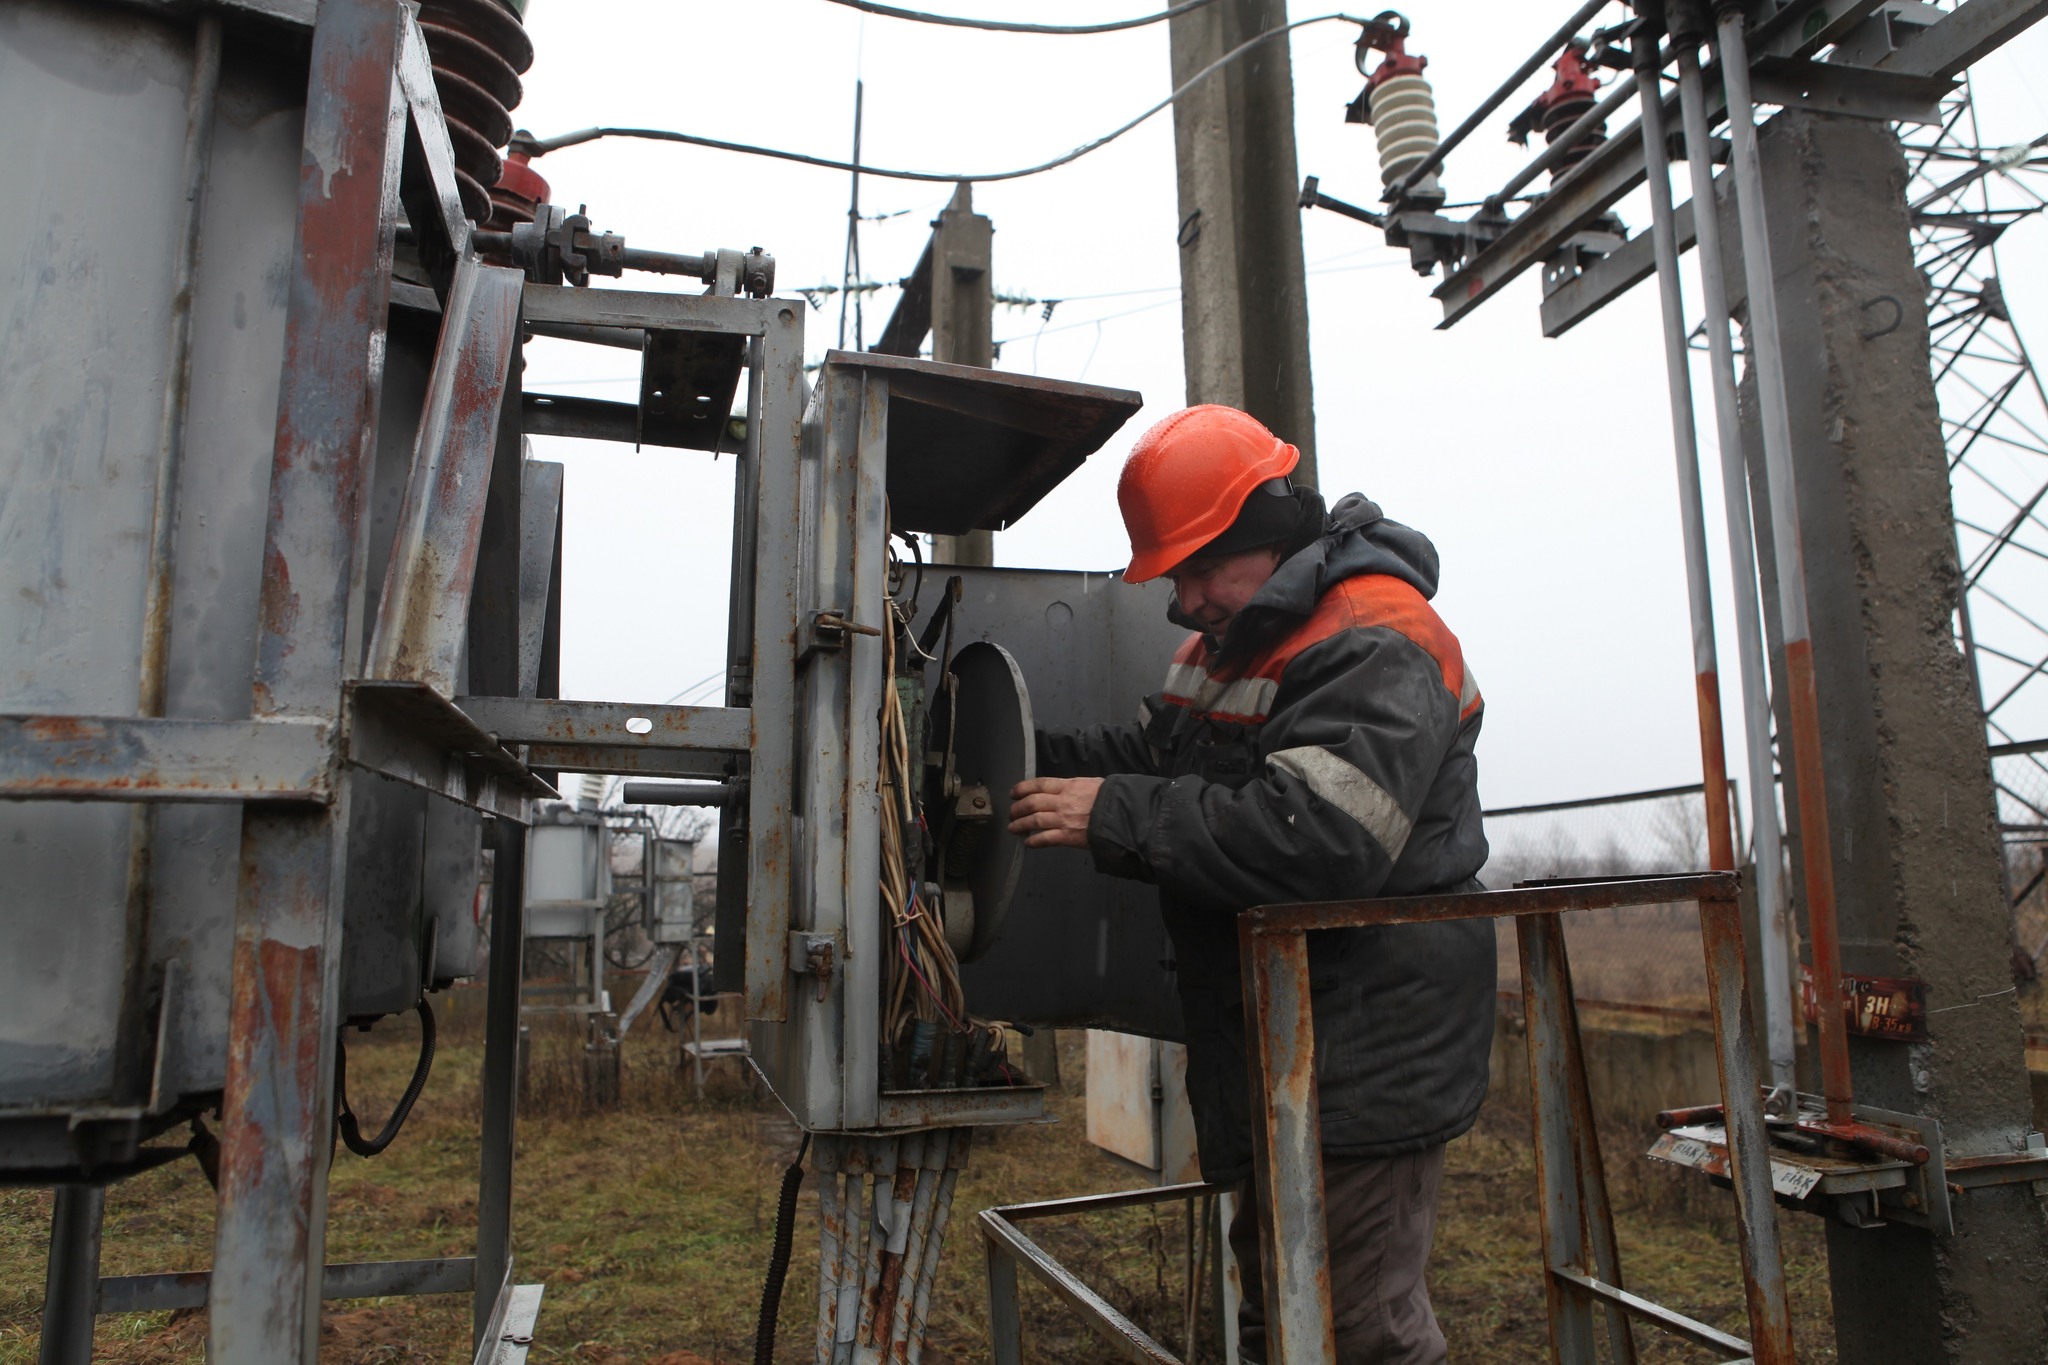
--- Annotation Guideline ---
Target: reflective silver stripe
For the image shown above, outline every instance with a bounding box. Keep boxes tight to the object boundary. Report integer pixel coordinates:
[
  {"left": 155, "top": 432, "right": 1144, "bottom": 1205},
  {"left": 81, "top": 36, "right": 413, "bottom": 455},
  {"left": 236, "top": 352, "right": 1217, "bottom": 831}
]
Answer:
[
  {"left": 1163, "top": 662, "right": 1208, "bottom": 699},
  {"left": 1267, "top": 746, "right": 1413, "bottom": 860},
  {"left": 1208, "top": 677, "right": 1277, "bottom": 718},
  {"left": 1460, "top": 664, "right": 1481, "bottom": 712}
]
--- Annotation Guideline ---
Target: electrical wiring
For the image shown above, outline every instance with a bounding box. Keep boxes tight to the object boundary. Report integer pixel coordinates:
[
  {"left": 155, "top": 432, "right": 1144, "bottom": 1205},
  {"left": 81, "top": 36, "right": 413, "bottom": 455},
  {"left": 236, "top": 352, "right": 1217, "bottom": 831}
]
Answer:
[
  {"left": 517, "top": 13, "right": 1366, "bottom": 183},
  {"left": 818, "top": 0, "right": 1221, "bottom": 35}
]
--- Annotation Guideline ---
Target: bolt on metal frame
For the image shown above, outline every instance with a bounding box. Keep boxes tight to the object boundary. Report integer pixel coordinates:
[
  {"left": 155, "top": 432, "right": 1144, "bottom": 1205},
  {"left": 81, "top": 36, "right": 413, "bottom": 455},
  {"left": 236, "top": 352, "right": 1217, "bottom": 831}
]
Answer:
[{"left": 1240, "top": 874, "right": 1792, "bottom": 1364}]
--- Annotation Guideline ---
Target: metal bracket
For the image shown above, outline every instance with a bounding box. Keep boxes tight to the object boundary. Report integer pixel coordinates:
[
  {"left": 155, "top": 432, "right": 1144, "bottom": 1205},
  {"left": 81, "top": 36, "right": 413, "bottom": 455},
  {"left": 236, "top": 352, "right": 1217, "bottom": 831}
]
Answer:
[
  {"left": 805, "top": 610, "right": 883, "bottom": 659},
  {"left": 790, "top": 931, "right": 840, "bottom": 1003}
]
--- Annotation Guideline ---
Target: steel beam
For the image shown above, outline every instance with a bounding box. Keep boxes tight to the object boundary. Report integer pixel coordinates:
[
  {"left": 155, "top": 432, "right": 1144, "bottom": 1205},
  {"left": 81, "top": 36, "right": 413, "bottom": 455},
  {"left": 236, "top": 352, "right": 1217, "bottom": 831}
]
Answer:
[
  {"left": 454, "top": 696, "right": 750, "bottom": 753},
  {"left": 0, "top": 716, "right": 333, "bottom": 803},
  {"left": 475, "top": 817, "right": 526, "bottom": 1351},
  {"left": 1239, "top": 926, "right": 1335, "bottom": 1365},
  {"left": 368, "top": 256, "right": 525, "bottom": 695},
  {"left": 210, "top": 2, "right": 409, "bottom": 1357},
  {"left": 347, "top": 681, "right": 552, "bottom": 820},
  {"left": 520, "top": 284, "right": 774, "bottom": 337},
  {"left": 745, "top": 299, "right": 807, "bottom": 1021},
  {"left": 1882, "top": 0, "right": 2048, "bottom": 79}
]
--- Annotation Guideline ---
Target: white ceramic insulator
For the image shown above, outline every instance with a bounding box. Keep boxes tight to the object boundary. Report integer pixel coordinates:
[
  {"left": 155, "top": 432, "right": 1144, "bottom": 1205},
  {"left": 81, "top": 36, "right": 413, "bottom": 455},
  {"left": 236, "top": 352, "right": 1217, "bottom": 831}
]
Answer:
[{"left": 1369, "top": 73, "right": 1441, "bottom": 187}]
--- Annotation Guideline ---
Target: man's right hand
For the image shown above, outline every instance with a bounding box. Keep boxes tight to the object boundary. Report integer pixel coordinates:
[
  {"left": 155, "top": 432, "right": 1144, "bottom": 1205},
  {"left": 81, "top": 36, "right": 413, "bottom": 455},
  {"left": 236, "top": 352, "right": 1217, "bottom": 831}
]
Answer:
[{"left": 1008, "top": 777, "right": 1104, "bottom": 850}]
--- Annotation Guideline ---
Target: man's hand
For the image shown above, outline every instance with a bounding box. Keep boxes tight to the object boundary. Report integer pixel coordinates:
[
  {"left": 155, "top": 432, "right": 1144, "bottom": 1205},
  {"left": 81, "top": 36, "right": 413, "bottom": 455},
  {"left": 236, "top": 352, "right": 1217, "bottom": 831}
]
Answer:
[{"left": 1008, "top": 777, "right": 1104, "bottom": 850}]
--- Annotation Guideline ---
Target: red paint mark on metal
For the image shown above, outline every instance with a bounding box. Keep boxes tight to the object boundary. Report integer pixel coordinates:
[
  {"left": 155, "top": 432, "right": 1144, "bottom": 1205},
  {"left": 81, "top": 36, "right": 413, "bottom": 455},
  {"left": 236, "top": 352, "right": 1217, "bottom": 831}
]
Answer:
[
  {"left": 1694, "top": 670, "right": 1737, "bottom": 873},
  {"left": 1782, "top": 638, "right": 1853, "bottom": 1124}
]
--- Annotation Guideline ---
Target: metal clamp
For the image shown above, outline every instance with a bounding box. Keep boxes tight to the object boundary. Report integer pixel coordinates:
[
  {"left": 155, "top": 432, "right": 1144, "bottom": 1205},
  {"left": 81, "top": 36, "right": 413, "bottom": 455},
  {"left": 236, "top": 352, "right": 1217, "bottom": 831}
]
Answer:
[
  {"left": 806, "top": 610, "right": 883, "bottom": 658},
  {"left": 790, "top": 931, "right": 839, "bottom": 1004}
]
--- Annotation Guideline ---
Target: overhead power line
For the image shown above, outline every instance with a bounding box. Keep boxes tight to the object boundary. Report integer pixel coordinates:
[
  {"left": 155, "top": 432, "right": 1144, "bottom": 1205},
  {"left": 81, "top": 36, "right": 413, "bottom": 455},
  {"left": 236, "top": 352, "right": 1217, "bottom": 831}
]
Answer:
[
  {"left": 817, "top": 0, "right": 1221, "bottom": 35},
  {"left": 519, "top": 12, "right": 1364, "bottom": 183}
]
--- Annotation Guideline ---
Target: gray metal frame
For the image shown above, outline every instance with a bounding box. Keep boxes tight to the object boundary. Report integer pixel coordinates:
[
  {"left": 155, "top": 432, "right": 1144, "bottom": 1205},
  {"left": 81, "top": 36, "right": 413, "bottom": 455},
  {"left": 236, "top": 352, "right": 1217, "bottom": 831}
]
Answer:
[
  {"left": 981, "top": 1183, "right": 1226, "bottom": 1365},
  {"left": 1238, "top": 874, "right": 1790, "bottom": 1364}
]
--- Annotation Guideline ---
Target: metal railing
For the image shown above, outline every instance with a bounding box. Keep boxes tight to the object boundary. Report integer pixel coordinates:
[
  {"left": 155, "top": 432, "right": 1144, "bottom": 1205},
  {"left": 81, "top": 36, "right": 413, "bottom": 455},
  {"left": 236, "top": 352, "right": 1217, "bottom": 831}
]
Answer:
[
  {"left": 1238, "top": 873, "right": 1792, "bottom": 1364},
  {"left": 981, "top": 1182, "right": 1226, "bottom": 1365}
]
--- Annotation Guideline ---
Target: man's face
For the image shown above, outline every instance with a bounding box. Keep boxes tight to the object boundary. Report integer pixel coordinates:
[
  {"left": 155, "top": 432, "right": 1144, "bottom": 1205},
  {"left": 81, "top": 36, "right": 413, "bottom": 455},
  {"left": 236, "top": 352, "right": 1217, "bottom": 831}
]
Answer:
[{"left": 1164, "top": 546, "right": 1283, "bottom": 635}]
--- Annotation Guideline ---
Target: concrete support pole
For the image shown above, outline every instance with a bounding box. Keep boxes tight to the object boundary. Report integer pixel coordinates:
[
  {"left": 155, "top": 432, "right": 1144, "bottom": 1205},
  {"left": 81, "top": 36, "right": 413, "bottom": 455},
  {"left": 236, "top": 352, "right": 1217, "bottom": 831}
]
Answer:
[
  {"left": 1729, "top": 107, "right": 2048, "bottom": 1361},
  {"left": 1167, "top": 0, "right": 1317, "bottom": 484},
  {"left": 929, "top": 183, "right": 995, "bottom": 567}
]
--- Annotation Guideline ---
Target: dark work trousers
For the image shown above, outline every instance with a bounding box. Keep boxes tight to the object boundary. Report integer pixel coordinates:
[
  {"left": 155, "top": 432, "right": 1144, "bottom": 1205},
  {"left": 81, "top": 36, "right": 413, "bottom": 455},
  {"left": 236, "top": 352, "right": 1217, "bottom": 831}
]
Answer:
[{"left": 1229, "top": 1144, "right": 1448, "bottom": 1364}]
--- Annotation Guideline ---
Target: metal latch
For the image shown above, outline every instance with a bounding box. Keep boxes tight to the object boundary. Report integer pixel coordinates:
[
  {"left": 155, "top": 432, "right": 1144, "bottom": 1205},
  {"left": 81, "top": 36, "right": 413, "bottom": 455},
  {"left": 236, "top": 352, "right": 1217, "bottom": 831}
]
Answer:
[
  {"left": 808, "top": 610, "right": 883, "bottom": 654},
  {"left": 790, "top": 931, "right": 840, "bottom": 1003}
]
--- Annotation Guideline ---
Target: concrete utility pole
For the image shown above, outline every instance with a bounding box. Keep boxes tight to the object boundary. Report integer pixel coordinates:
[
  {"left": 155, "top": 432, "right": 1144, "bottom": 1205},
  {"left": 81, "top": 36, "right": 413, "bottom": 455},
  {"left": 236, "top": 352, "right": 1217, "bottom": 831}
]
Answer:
[
  {"left": 1728, "top": 108, "right": 2048, "bottom": 1361},
  {"left": 1166, "top": 0, "right": 1317, "bottom": 483},
  {"left": 874, "top": 181, "right": 995, "bottom": 565}
]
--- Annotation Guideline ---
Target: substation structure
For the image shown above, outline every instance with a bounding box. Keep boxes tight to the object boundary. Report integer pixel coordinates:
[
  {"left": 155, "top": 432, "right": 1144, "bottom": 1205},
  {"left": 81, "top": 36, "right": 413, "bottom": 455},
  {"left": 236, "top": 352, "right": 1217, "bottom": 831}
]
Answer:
[
  {"left": 0, "top": 0, "right": 1225, "bottom": 1361},
  {"left": 1268, "top": 0, "right": 2048, "bottom": 1361}
]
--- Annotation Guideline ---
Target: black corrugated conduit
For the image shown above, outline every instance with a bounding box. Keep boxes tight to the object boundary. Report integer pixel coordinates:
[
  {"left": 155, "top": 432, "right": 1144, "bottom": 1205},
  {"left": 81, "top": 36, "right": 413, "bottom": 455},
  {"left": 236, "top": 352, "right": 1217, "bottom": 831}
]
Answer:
[{"left": 753, "top": 1132, "right": 813, "bottom": 1365}]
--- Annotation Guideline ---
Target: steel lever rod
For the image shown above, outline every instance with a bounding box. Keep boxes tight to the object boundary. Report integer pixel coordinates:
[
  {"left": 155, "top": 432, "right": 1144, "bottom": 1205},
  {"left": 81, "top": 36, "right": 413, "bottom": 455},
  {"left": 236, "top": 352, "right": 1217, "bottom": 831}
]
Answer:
[
  {"left": 1713, "top": 1, "right": 1856, "bottom": 1126},
  {"left": 1673, "top": 36, "right": 1798, "bottom": 1096},
  {"left": 1630, "top": 27, "right": 1738, "bottom": 888}
]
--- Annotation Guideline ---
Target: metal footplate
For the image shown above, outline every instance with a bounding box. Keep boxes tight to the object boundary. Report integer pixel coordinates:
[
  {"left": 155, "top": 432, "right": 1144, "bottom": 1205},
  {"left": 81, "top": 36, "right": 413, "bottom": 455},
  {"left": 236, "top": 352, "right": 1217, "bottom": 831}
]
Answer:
[{"left": 1650, "top": 1093, "right": 2048, "bottom": 1232}]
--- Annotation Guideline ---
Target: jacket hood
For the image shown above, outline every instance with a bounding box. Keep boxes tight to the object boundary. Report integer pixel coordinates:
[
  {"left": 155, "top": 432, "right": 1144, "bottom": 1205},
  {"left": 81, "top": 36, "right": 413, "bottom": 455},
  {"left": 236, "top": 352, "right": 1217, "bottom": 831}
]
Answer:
[{"left": 1170, "top": 492, "right": 1443, "bottom": 655}]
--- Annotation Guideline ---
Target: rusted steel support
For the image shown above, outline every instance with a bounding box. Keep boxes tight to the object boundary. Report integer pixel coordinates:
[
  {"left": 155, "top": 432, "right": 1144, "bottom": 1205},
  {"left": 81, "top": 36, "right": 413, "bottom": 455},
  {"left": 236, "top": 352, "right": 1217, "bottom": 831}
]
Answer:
[
  {"left": 1518, "top": 913, "right": 1635, "bottom": 1364},
  {"left": 1697, "top": 889, "right": 1797, "bottom": 1363},
  {"left": 368, "top": 255, "right": 526, "bottom": 694},
  {"left": 745, "top": 300, "right": 807, "bottom": 1021},
  {"left": 474, "top": 816, "right": 527, "bottom": 1350},
  {"left": 1710, "top": 4, "right": 1856, "bottom": 1126},
  {"left": 210, "top": 0, "right": 411, "bottom": 1358},
  {"left": 1629, "top": 12, "right": 1737, "bottom": 879},
  {"left": 1670, "top": 21, "right": 1799, "bottom": 1097},
  {"left": 1239, "top": 925, "right": 1336, "bottom": 1364},
  {"left": 1239, "top": 873, "right": 1787, "bottom": 1362}
]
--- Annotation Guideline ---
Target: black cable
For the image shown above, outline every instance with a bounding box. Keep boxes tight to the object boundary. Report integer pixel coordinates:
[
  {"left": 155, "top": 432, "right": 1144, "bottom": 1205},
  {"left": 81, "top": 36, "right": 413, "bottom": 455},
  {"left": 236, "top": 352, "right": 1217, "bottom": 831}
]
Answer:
[
  {"left": 518, "top": 13, "right": 1363, "bottom": 182},
  {"left": 820, "top": 0, "right": 1220, "bottom": 34},
  {"left": 334, "top": 999, "right": 437, "bottom": 1158},
  {"left": 752, "top": 1132, "right": 812, "bottom": 1365}
]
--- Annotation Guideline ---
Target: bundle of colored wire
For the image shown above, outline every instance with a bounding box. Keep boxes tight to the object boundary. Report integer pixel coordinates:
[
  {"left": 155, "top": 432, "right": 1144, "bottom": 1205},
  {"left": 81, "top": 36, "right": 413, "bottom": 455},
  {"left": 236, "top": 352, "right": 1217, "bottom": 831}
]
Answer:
[{"left": 878, "top": 601, "right": 968, "bottom": 1055}]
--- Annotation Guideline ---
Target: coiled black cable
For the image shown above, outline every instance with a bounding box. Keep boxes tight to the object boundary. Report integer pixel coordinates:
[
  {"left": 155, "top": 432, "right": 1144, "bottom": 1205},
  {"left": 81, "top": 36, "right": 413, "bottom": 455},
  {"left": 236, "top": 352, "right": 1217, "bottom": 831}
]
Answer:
[
  {"left": 334, "top": 998, "right": 437, "bottom": 1158},
  {"left": 752, "top": 1132, "right": 812, "bottom": 1365}
]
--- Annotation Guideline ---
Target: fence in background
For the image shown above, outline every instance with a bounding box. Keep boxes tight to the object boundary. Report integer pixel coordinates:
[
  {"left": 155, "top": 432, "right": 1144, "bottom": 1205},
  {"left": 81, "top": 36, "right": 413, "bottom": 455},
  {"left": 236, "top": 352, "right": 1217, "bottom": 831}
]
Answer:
[{"left": 1485, "top": 755, "right": 2048, "bottom": 1026}]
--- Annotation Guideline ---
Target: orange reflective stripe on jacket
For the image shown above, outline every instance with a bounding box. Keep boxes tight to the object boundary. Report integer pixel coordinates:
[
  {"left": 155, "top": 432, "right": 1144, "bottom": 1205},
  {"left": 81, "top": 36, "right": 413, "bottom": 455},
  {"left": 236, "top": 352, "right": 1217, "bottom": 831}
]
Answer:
[{"left": 1160, "top": 574, "right": 1482, "bottom": 724}]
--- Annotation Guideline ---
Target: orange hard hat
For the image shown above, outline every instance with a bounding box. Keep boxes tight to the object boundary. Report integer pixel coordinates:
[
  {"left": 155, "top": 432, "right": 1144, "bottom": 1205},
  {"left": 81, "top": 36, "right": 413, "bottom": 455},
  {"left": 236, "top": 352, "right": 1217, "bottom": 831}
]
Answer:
[{"left": 1116, "top": 405, "right": 1301, "bottom": 583}]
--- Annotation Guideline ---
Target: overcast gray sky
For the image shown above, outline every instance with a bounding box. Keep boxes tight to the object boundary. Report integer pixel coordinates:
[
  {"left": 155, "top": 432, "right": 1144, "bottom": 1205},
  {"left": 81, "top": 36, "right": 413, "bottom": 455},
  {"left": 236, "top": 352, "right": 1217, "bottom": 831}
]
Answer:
[{"left": 508, "top": 1, "right": 2048, "bottom": 812}]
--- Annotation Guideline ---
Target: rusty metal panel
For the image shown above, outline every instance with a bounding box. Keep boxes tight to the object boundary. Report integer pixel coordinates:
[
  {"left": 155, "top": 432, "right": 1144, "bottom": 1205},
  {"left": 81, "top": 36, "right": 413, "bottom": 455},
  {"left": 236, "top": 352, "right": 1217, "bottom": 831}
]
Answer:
[
  {"left": 0, "top": 0, "right": 306, "bottom": 1126},
  {"left": 367, "top": 257, "right": 524, "bottom": 695}
]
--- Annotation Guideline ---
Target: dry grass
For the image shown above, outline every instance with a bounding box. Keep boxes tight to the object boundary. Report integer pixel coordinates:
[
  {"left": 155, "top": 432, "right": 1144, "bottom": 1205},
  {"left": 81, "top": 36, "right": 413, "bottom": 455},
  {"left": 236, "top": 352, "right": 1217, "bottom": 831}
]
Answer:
[{"left": 0, "top": 989, "right": 1836, "bottom": 1364}]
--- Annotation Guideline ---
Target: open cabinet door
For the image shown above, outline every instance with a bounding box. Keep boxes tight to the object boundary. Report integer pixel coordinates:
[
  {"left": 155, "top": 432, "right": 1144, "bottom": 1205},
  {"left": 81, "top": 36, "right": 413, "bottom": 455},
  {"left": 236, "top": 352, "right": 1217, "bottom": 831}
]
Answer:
[{"left": 948, "top": 565, "right": 1188, "bottom": 1042}]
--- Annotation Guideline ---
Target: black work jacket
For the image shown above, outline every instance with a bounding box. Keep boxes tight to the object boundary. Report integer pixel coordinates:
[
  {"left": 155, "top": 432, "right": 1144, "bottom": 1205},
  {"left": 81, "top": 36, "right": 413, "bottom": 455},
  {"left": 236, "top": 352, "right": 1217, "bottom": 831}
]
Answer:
[{"left": 1039, "top": 495, "right": 1495, "bottom": 1184}]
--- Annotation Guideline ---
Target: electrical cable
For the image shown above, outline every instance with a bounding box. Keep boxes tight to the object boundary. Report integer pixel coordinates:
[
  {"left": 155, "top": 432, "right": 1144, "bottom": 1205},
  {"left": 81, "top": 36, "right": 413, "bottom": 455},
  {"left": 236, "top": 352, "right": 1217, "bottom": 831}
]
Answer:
[
  {"left": 751, "top": 1131, "right": 811, "bottom": 1365},
  {"left": 818, "top": 0, "right": 1221, "bottom": 35},
  {"left": 517, "top": 13, "right": 1365, "bottom": 183},
  {"left": 334, "top": 999, "right": 437, "bottom": 1158}
]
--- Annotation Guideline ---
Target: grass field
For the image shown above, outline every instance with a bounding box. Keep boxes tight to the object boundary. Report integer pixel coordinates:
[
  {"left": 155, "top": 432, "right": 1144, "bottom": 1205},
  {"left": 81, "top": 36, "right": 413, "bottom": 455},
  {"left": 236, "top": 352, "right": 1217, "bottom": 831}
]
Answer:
[{"left": 0, "top": 989, "right": 1838, "bottom": 1363}]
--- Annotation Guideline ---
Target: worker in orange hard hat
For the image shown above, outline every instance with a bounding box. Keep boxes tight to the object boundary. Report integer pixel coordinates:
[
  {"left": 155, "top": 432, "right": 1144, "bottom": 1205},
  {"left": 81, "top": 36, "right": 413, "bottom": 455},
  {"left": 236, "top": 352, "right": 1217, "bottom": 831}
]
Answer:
[{"left": 1011, "top": 404, "right": 1492, "bottom": 1365}]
